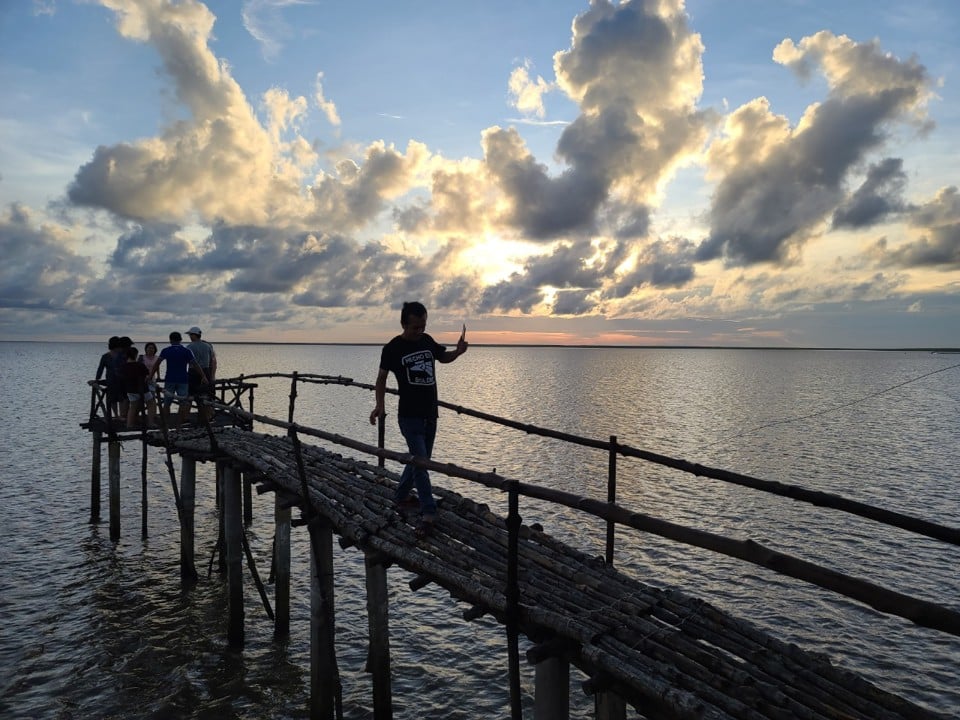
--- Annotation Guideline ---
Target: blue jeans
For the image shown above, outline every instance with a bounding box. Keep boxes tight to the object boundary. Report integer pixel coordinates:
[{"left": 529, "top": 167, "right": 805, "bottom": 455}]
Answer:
[{"left": 395, "top": 416, "right": 437, "bottom": 516}]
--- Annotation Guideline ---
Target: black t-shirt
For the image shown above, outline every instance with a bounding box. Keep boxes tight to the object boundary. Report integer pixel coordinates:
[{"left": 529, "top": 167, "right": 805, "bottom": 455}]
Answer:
[
  {"left": 118, "top": 361, "right": 150, "bottom": 395},
  {"left": 379, "top": 334, "right": 446, "bottom": 418}
]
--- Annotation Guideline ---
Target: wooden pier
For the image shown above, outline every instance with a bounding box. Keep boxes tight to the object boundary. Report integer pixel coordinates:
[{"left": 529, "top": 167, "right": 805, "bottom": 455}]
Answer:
[{"left": 81, "top": 374, "right": 959, "bottom": 719}]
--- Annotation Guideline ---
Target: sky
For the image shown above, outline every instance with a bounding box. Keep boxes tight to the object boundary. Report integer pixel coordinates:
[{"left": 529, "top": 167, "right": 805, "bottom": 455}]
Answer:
[{"left": 1, "top": 0, "right": 958, "bottom": 348}]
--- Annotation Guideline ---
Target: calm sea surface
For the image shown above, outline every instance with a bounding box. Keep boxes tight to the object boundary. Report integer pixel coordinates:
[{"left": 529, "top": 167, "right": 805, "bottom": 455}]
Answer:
[{"left": 0, "top": 342, "right": 958, "bottom": 718}]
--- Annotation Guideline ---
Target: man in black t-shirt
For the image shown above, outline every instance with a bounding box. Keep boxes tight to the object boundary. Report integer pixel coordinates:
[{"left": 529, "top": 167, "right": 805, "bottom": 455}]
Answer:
[{"left": 369, "top": 301, "right": 468, "bottom": 536}]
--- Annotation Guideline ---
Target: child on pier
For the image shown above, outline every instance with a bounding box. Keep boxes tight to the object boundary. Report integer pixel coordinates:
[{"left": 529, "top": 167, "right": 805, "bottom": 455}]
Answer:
[{"left": 119, "top": 346, "right": 157, "bottom": 428}]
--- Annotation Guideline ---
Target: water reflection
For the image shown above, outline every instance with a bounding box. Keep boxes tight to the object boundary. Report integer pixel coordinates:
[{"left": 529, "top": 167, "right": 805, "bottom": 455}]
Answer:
[{"left": 1, "top": 342, "right": 958, "bottom": 717}]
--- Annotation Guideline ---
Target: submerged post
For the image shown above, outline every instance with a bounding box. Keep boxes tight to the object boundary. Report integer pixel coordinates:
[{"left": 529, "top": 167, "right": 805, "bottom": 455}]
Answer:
[
  {"left": 364, "top": 552, "right": 392, "bottom": 719},
  {"left": 180, "top": 456, "right": 198, "bottom": 582},
  {"left": 309, "top": 516, "right": 339, "bottom": 719},
  {"left": 273, "top": 494, "right": 291, "bottom": 637},
  {"left": 141, "top": 437, "right": 148, "bottom": 539},
  {"left": 506, "top": 481, "right": 522, "bottom": 720},
  {"left": 596, "top": 690, "right": 627, "bottom": 720},
  {"left": 243, "top": 474, "right": 253, "bottom": 526},
  {"left": 534, "top": 657, "right": 569, "bottom": 720},
  {"left": 108, "top": 439, "right": 121, "bottom": 542},
  {"left": 90, "top": 430, "right": 102, "bottom": 523},
  {"left": 223, "top": 464, "right": 245, "bottom": 646}
]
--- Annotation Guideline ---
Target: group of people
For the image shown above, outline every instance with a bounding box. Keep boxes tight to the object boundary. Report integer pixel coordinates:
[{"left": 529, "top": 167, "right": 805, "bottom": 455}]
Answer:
[
  {"left": 89, "top": 304, "right": 463, "bottom": 539},
  {"left": 91, "top": 327, "right": 217, "bottom": 429}
]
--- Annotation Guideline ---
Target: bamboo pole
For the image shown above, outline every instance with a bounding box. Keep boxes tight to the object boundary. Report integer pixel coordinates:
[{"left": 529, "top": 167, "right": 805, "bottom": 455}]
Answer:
[
  {"left": 506, "top": 481, "right": 522, "bottom": 720},
  {"left": 108, "top": 439, "right": 120, "bottom": 542},
  {"left": 243, "top": 473, "right": 253, "bottom": 526},
  {"left": 309, "top": 516, "right": 339, "bottom": 720},
  {"left": 223, "top": 464, "right": 245, "bottom": 647},
  {"left": 364, "top": 552, "right": 393, "bottom": 719},
  {"left": 180, "top": 456, "right": 198, "bottom": 582},
  {"left": 241, "top": 525, "right": 274, "bottom": 620},
  {"left": 534, "top": 656, "right": 569, "bottom": 720},
  {"left": 605, "top": 434, "right": 616, "bottom": 566},
  {"left": 90, "top": 430, "right": 102, "bottom": 523},
  {"left": 274, "top": 494, "right": 291, "bottom": 637},
  {"left": 141, "top": 436, "right": 148, "bottom": 539}
]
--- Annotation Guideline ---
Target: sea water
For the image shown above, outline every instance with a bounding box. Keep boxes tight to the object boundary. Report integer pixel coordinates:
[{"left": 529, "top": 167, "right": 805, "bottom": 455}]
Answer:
[{"left": 0, "top": 342, "right": 958, "bottom": 718}]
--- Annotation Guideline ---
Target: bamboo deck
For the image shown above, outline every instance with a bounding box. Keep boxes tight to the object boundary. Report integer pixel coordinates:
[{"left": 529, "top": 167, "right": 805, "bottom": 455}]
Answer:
[{"left": 144, "top": 424, "right": 946, "bottom": 720}]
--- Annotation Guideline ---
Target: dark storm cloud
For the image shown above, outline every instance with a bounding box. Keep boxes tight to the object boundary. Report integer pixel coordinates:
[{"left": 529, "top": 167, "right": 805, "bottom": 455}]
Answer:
[
  {"left": 213, "top": 227, "right": 351, "bottom": 293},
  {"left": 482, "top": 127, "right": 604, "bottom": 240},
  {"left": 475, "top": 241, "right": 609, "bottom": 314},
  {"left": 477, "top": 279, "right": 543, "bottom": 314},
  {"left": 606, "top": 238, "right": 696, "bottom": 298},
  {"left": 552, "top": 289, "right": 594, "bottom": 316},
  {"left": 110, "top": 222, "right": 194, "bottom": 273},
  {"left": 874, "top": 187, "right": 960, "bottom": 268},
  {"left": 0, "top": 203, "right": 91, "bottom": 310},
  {"left": 832, "top": 158, "right": 910, "bottom": 229},
  {"left": 699, "top": 32, "right": 933, "bottom": 267}
]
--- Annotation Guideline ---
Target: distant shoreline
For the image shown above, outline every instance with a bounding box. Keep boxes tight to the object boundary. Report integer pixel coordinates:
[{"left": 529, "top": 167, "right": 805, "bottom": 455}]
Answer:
[{"left": 2, "top": 339, "right": 958, "bottom": 352}]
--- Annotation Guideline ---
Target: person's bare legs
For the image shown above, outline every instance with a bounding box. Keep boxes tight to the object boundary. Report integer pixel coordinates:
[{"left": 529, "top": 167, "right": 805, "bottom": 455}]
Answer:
[
  {"left": 178, "top": 394, "right": 191, "bottom": 426},
  {"left": 126, "top": 399, "right": 140, "bottom": 428}
]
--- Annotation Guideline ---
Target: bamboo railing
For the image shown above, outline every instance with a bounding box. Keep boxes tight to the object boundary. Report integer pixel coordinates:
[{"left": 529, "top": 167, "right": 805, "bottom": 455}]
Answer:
[{"left": 193, "top": 372, "right": 960, "bottom": 640}]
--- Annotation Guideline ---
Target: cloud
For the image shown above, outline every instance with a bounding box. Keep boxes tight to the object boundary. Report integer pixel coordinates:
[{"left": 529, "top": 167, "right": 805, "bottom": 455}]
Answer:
[
  {"left": 698, "top": 31, "right": 935, "bottom": 267},
  {"left": 71, "top": 0, "right": 310, "bottom": 225},
  {"left": 241, "top": 0, "right": 313, "bottom": 61},
  {"left": 12, "top": 0, "right": 954, "bottom": 346},
  {"left": 314, "top": 72, "right": 341, "bottom": 127},
  {"left": 508, "top": 60, "right": 553, "bottom": 119},
  {"left": 872, "top": 186, "right": 960, "bottom": 268},
  {"left": 832, "top": 157, "right": 911, "bottom": 228},
  {"left": 0, "top": 203, "right": 91, "bottom": 310}
]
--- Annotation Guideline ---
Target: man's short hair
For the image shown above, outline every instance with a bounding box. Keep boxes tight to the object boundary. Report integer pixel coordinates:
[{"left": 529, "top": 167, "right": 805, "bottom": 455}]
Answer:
[
  {"left": 401, "top": 301, "right": 427, "bottom": 325},
  {"left": 170, "top": 331, "right": 182, "bottom": 342}
]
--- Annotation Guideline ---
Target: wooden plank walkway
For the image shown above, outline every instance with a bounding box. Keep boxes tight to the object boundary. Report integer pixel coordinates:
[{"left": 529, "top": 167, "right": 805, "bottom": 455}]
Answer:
[{"left": 149, "top": 424, "right": 947, "bottom": 720}]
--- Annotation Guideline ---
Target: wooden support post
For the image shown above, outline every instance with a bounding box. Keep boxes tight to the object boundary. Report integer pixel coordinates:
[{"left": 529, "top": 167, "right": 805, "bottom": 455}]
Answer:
[
  {"left": 534, "top": 656, "right": 569, "bottom": 720},
  {"left": 90, "top": 430, "right": 102, "bottom": 523},
  {"left": 216, "top": 461, "right": 226, "bottom": 573},
  {"left": 180, "top": 456, "right": 198, "bottom": 582},
  {"left": 596, "top": 690, "right": 627, "bottom": 720},
  {"left": 140, "top": 437, "right": 148, "bottom": 539},
  {"left": 273, "top": 494, "right": 291, "bottom": 637},
  {"left": 223, "top": 465, "right": 245, "bottom": 647},
  {"left": 243, "top": 474, "right": 253, "bottom": 526},
  {"left": 605, "top": 435, "right": 617, "bottom": 567},
  {"left": 364, "top": 552, "right": 392, "bottom": 719},
  {"left": 108, "top": 440, "right": 121, "bottom": 542},
  {"left": 377, "top": 414, "right": 385, "bottom": 468},
  {"left": 309, "top": 517, "right": 338, "bottom": 720},
  {"left": 506, "top": 481, "right": 522, "bottom": 720}
]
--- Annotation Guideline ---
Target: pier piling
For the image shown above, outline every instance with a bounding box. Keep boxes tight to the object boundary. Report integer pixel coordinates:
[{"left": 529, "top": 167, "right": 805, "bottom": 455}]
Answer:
[
  {"left": 364, "top": 552, "right": 392, "bottom": 719},
  {"left": 273, "top": 494, "right": 291, "bottom": 637},
  {"left": 90, "top": 430, "right": 101, "bottom": 523},
  {"left": 223, "top": 465, "right": 245, "bottom": 647},
  {"left": 108, "top": 439, "right": 120, "bottom": 541},
  {"left": 180, "top": 456, "right": 198, "bottom": 582}
]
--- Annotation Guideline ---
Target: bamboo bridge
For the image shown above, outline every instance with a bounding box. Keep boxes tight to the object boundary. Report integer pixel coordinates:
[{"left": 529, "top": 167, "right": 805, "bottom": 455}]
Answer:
[{"left": 80, "top": 373, "right": 960, "bottom": 719}]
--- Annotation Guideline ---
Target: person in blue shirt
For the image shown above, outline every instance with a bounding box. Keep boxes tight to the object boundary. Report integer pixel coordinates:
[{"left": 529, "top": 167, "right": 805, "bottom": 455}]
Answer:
[
  {"left": 149, "top": 331, "right": 208, "bottom": 427},
  {"left": 369, "top": 301, "right": 468, "bottom": 537}
]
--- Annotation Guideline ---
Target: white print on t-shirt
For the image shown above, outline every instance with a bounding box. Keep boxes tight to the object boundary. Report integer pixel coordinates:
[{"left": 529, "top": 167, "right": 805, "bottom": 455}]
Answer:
[{"left": 402, "top": 349, "right": 435, "bottom": 386}]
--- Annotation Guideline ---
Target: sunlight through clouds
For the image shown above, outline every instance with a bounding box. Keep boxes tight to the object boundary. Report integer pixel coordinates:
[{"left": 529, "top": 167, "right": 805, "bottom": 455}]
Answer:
[{"left": 1, "top": 0, "right": 958, "bottom": 345}]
